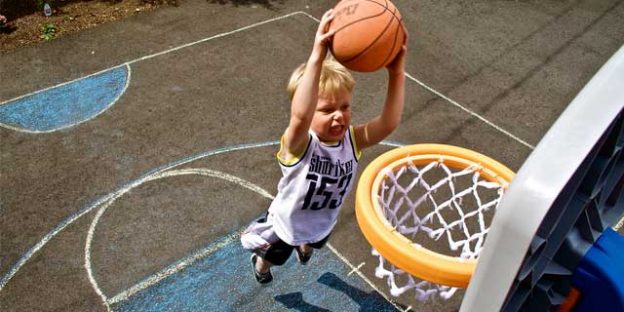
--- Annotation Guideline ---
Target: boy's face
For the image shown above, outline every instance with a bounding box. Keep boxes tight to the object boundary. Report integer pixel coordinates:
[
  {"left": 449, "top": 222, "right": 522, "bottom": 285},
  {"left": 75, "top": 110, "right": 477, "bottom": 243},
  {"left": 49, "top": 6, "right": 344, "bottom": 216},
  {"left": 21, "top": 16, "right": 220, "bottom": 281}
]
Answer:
[{"left": 311, "top": 89, "right": 353, "bottom": 143}]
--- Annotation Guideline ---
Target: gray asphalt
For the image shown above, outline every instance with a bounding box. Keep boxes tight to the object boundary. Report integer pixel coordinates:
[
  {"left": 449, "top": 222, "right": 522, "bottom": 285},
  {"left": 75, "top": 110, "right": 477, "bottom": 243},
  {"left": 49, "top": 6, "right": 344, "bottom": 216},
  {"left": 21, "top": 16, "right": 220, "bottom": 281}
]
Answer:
[{"left": 1, "top": 0, "right": 623, "bottom": 311}]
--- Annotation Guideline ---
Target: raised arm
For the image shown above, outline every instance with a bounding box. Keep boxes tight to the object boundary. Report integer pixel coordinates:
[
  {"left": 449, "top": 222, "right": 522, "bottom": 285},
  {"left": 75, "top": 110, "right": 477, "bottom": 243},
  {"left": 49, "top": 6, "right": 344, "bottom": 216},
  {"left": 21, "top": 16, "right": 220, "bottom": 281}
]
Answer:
[
  {"left": 354, "top": 46, "right": 407, "bottom": 149},
  {"left": 281, "top": 10, "right": 335, "bottom": 160},
  {"left": 354, "top": 41, "right": 408, "bottom": 150}
]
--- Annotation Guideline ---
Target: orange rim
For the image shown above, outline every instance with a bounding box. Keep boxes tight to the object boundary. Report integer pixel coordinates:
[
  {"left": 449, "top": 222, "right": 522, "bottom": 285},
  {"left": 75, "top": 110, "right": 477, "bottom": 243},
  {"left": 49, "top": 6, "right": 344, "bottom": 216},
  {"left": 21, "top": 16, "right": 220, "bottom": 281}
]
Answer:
[{"left": 355, "top": 144, "right": 515, "bottom": 287}]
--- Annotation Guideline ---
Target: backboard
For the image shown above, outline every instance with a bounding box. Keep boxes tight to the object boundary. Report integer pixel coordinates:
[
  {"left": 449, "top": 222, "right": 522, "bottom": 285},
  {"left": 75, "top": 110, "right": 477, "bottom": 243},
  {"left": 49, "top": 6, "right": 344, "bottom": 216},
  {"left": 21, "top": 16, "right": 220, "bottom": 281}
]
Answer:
[{"left": 461, "top": 45, "right": 624, "bottom": 311}]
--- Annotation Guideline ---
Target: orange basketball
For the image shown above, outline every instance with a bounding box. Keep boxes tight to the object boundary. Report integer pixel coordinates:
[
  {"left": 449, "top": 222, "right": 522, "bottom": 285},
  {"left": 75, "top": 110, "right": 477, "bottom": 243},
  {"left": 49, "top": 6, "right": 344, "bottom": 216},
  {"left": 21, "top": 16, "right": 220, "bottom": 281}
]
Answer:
[{"left": 329, "top": 0, "right": 405, "bottom": 72}]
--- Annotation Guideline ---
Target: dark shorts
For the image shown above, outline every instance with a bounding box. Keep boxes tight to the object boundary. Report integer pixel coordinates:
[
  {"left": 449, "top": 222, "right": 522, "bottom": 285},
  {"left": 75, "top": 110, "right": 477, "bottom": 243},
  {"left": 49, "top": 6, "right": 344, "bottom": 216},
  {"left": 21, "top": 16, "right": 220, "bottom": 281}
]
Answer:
[{"left": 254, "top": 234, "right": 331, "bottom": 266}]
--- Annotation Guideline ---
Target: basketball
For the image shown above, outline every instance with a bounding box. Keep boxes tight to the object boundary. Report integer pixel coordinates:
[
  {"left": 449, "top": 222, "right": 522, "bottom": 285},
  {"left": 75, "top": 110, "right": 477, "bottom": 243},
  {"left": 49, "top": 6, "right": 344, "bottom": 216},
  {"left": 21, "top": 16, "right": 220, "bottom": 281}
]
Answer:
[{"left": 329, "top": 0, "right": 405, "bottom": 72}]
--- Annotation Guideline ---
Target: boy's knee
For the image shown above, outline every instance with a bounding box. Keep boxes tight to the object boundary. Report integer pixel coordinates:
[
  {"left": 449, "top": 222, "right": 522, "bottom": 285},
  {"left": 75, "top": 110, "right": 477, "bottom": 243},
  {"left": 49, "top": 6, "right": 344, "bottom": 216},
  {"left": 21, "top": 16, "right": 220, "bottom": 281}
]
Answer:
[
  {"left": 268, "top": 256, "right": 289, "bottom": 266},
  {"left": 255, "top": 250, "right": 290, "bottom": 266}
]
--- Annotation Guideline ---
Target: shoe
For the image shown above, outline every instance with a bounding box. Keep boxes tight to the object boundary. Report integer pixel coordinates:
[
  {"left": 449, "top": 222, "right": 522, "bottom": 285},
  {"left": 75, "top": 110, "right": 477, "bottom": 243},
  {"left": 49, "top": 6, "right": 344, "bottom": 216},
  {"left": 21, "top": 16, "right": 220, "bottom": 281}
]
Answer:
[
  {"left": 251, "top": 254, "right": 273, "bottom": 284},
  {"left": 295, "top": 246, "right": 313, "bottom": 265}
]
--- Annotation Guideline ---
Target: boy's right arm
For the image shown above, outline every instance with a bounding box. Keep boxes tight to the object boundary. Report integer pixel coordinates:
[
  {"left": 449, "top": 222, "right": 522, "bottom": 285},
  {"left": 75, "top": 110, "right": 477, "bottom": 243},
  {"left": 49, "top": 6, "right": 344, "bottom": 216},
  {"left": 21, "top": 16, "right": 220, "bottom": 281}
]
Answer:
[
  {"left": 281, "top": 9, "right": 335, "bottom": 160},
  {"left": 353, "top": 32, "right": 408, "bottom": 151}
]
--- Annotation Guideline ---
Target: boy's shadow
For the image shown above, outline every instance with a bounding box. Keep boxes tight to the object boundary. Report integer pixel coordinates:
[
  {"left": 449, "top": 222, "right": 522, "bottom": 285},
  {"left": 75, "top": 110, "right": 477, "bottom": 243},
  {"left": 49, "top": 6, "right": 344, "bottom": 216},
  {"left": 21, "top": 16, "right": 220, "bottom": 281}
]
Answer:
[
  {"left": 274, "top": 292, "right": 331, "bottom": 312},
  {"left": 274, "top": 272, "right": 399, "bottom": 312}
]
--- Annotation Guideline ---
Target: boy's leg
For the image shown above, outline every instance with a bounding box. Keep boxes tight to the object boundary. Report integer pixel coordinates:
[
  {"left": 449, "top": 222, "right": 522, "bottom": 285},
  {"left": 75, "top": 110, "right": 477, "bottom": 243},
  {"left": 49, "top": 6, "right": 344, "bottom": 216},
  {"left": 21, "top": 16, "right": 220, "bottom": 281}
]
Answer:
[
  {"left": 251, "top": 239, "right": 295, "bottom": 283},
  {"left": 296, "top": 244, "right": 313, "bottom": 265},
  {"left": 255, "top": 255, "right": 272, "bottom": 273},
  {"left": 296, "top": 233, "right": 331, "bottom": 264},
  {"left": 256, "top": 239, "right": 295, "bottom": 265},
  {"left": 300, "top": 244, "right": 313, "bottom": 253},
  {"left": 250, "top": 254, "right": 273, "bottom": 284}
]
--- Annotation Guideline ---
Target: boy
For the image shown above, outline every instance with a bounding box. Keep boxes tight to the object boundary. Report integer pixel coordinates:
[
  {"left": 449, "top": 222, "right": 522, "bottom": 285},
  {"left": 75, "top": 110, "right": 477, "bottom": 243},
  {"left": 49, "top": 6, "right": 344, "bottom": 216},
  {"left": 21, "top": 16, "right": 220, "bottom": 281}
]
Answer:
[{"left": 241, "top": 9, "right": 407, "bottom": 284}]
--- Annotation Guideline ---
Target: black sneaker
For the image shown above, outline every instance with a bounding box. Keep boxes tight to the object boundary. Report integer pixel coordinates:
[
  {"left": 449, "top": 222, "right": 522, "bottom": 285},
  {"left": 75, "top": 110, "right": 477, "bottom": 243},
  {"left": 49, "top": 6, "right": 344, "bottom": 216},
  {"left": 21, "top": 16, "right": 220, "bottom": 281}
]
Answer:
[
  {"left": 295, "top": 247, "right": 313, "bottom": 265},
  {"left": 251, "top": 254, "right": 273, "bottom": 284}
]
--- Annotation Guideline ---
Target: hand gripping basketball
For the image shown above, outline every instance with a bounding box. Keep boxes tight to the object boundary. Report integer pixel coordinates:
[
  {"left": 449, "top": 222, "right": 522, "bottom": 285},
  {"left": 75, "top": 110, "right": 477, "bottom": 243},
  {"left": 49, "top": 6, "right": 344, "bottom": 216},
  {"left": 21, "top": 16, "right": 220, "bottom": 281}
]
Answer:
[{"left": 312, "top": 9, "right": 337, "bottom": 62}]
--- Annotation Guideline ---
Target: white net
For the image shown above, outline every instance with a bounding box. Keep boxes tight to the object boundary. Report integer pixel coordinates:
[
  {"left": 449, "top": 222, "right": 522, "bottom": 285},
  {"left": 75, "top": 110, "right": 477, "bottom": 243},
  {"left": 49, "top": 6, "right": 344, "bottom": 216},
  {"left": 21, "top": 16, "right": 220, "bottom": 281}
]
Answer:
[{"left": 373, "top": 159, "right": 507, "bottom": 301}]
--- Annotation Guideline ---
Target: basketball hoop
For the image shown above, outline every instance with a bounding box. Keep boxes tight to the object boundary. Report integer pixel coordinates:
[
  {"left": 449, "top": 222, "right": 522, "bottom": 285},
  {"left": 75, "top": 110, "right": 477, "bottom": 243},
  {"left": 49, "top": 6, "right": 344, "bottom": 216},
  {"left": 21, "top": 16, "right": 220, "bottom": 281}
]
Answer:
[{"left": 355, "top": 144, "right": 514, "bottom": 300}]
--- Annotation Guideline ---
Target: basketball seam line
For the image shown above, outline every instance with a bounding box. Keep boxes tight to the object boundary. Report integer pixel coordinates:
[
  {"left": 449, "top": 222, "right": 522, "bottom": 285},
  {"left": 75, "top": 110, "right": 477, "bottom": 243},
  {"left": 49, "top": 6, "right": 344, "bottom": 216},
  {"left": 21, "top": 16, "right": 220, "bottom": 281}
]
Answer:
[
  {"left": 331, "top": 1, "right": 389, "bottom": 37},
  {"left": 346, "top": 10, "right": 400, "bottom": 67},
  {"left": 337, "top": 4, "right": 401, "bottom": 67},
  {"left": 365, "top": 0, "right": 402, "bottom": 20},
  {"left": 376, "top": 8, "right": 403, "bottom": 69},
  {"left": 332, "top": 0, "right": 393, "bottom": 64},
  {"left": 357, "top": 5, "right": 400, "bottom": 69}
]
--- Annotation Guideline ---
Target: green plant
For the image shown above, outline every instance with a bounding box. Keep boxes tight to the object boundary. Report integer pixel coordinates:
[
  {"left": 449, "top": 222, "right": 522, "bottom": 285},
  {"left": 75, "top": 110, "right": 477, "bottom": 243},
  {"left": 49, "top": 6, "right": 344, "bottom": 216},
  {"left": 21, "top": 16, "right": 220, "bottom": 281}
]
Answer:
[
  {"left": 35, "top": 0, "right": 46, "bottom": 10},
  {"left": 40, "top": 23, "right": 56, "bottom": 41}
]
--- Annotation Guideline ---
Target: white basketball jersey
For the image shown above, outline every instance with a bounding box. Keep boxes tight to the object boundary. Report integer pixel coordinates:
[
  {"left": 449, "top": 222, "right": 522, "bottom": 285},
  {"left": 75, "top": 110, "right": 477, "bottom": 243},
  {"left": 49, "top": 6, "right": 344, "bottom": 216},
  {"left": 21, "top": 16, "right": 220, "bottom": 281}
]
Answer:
[{"left": 268, "top": 127, "right": 361, "bottom": 245}]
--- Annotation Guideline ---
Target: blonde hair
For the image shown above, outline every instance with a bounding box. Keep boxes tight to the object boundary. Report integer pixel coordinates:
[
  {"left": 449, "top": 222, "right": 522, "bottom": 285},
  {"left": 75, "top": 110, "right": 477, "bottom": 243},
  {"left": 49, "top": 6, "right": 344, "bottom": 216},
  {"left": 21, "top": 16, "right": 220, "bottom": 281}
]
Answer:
[{"left": 287, "top": 59, "right": 355, "bottom": 100}]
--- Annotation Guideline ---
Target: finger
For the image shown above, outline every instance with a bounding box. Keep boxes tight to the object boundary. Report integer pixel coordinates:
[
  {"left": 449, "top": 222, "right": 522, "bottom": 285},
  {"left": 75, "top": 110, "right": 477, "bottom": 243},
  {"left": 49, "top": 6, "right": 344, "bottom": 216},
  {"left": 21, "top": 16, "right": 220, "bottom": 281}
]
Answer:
[
  {"left": 400, "top": 45, "right": 407, "bottom": 57},
  {"left": 319, "top": 22, "right": 335, "bottom": 41},
  {"left": 321, "top": 10, "right": 334, "bottom": 25},
  {"left": 321, "top": 8, "right": 334, "bottom": 22},
  {"left": 320, "top": 29, "right": 336, "bottom": 43},
  {"left": 400, "top": 23, "right": 409, "bottom": 45},
  {"left": 322, "top": 29, "right": 336, "bottom": 39},
  {"left": 390, "top": 46, "right": 407, "bottom": 66},
  {"left": 318, "top": 15, "right": 334, "bottom": 34},
  {"left": 324, "top": 16, "right": 335, "bottom": 32}
]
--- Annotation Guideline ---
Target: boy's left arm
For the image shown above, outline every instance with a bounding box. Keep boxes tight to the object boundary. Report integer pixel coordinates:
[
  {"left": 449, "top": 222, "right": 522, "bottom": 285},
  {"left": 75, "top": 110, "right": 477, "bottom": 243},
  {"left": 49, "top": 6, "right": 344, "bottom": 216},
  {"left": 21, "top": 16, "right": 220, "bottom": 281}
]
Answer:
[{"left": 354, "top": 44, "right": 407, "bottom": 150}]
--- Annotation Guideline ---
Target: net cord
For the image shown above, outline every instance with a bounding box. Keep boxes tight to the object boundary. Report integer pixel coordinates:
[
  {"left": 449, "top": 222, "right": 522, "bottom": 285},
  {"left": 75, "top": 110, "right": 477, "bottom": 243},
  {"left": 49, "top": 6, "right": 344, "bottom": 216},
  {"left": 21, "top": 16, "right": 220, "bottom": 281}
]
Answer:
[{"left": 355, "top": 144, "right": 514, "bottom": 292}]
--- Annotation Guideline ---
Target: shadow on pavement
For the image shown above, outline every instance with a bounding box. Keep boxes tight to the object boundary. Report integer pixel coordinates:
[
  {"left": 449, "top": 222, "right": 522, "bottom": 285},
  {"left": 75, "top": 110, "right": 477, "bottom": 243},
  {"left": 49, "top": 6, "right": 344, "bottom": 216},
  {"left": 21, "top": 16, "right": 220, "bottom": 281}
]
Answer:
[{"left": 274, "top": 272, "right": 407, "bottom": 312}]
